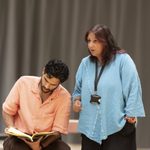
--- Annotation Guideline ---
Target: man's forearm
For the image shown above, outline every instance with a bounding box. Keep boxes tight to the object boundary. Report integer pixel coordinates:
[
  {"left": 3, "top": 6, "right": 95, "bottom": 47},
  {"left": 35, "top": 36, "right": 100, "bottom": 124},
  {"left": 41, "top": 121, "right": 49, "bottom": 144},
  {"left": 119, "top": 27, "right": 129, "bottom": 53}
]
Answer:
[{"left": 2, "top": 111, "right": 14, "bottom": 127}]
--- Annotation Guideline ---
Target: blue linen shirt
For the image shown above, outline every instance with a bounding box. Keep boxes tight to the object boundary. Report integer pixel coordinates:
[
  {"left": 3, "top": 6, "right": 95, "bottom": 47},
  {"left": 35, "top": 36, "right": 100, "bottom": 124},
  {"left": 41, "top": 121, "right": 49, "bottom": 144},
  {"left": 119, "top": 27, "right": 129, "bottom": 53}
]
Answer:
[{"left": 72, "top": 53, "right": 145, "bottom": 144}]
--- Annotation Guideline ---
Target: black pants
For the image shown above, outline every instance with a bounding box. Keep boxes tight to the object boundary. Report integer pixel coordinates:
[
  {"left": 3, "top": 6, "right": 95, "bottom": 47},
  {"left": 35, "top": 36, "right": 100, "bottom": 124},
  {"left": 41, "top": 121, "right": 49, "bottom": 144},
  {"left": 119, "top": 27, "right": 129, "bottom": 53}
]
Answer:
[
  {"left": 81, "top": 122, "right": 136, "bottom": 150},
  {"left": 3, "top": 136, "right": 71, "bottom": 150}
]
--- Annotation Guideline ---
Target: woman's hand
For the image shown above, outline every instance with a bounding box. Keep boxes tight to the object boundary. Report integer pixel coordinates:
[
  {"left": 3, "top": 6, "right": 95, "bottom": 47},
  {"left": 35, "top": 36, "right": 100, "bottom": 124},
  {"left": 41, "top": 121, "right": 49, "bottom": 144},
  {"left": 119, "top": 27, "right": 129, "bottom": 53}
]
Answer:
[
  {"left": 73, "top": 99, "right": 82, "bottom": 112},
  {"left": 125, "top": 116, "right": 137, "bottom": 124}
]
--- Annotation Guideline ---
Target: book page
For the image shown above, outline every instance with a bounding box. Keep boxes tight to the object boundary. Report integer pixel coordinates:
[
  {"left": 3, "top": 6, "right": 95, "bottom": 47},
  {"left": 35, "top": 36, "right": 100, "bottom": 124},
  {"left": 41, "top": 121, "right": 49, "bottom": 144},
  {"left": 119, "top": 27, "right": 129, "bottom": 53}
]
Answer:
[
  {"left": 5, "top": 127, "right": 56, "bottom": 142},
  {"left": 5, "top": 127, "right": 32, "bottom": 141},
  {"left": 32, "top": 131, "right": 56, "bottom": 140}
]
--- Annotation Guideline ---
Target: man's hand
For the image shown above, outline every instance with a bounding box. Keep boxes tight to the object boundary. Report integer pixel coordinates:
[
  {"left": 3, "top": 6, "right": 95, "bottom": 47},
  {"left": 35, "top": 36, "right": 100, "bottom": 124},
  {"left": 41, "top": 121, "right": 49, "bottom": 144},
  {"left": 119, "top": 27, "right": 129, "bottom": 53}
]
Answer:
[
  {"left": 41, "top": 131, "right": 61, "bottom": 148},
  {"left": 21, "top": 137, "right": 43, "bottom": 150}
]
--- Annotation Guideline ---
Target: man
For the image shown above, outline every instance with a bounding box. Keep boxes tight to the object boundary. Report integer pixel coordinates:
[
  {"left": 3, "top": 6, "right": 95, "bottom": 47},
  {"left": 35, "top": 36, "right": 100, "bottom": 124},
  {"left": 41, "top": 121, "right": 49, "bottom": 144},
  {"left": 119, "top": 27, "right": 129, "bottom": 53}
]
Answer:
[{"left": 2, "top": 59, "right": 71, "bottom": 150}]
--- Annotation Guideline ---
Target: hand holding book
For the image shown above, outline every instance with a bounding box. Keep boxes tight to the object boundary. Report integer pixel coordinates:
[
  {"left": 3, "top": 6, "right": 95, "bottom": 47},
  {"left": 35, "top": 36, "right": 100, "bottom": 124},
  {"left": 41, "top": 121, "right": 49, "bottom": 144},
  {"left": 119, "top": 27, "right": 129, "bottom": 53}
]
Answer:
[{"left": 5, "top": 127, "right": 56, "bottom": 142}]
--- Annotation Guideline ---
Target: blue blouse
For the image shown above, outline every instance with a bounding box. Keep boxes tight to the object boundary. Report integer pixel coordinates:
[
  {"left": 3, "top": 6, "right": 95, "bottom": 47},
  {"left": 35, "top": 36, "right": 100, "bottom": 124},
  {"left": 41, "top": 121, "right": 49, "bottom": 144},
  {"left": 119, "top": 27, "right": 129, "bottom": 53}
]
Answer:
[{"left": 72, "top": 53, "right": 145, "bottom": 143}]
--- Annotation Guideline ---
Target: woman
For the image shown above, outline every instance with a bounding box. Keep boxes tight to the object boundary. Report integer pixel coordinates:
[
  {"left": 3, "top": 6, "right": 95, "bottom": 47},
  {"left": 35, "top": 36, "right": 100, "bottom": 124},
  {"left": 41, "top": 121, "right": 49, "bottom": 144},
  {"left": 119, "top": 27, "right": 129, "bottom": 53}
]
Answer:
[{"left": 72, "top": 24, "right": 145, "bottom": 150}]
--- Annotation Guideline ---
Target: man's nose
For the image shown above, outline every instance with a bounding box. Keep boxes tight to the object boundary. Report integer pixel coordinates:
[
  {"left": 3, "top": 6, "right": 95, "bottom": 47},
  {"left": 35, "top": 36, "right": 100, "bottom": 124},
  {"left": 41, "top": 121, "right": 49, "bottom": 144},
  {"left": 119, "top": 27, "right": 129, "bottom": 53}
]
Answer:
[{"left": 45, "top": 84, "right": 50, "bottom": 89}]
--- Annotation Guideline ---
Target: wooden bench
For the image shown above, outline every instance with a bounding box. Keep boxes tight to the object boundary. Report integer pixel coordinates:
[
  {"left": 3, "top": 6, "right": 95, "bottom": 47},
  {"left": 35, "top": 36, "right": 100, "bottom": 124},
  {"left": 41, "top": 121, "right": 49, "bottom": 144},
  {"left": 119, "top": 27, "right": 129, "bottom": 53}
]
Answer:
[
  {"left": 68, "top": 119, "right": 78, "bottom": 133},
  {"left": 0, "top": 119, "right": 79, "bottom": 139},
  {"left": 0, "top": 119, "right": 79, "bottom": 143},
  {"left": 0, "top": 133, "right": 6, "bottom": 140},
  {"left": 64, "top": 119, "right": 80, "bottom": 145}
]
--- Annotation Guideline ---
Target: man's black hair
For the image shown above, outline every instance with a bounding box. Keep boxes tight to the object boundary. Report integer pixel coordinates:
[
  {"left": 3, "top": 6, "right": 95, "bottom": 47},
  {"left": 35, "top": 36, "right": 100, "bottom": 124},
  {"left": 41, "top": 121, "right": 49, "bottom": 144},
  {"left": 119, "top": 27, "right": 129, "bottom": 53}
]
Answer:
[{"left": 44, "top": 59, "right": 69, "bottom": 83}]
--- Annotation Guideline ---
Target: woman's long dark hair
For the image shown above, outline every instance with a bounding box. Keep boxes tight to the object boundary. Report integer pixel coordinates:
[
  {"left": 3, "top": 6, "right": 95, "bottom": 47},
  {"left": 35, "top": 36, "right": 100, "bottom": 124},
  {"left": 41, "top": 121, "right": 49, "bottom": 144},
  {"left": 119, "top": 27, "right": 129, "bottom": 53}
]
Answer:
[{"left": 85, "top": 24, "right": 122, "bottom": 65}]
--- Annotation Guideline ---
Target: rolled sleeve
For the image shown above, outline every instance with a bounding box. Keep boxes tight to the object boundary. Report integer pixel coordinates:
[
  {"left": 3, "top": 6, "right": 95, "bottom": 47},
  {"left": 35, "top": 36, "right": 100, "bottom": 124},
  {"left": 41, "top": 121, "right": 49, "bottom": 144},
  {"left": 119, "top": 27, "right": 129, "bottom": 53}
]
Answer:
[
  {"left": 121, "top": 54, "right": 145, "bottom": 117},
  {"left": 72, "top": 60, "right": 85, "bottom": 101},
  {"left": 52, "top": 93, "right": 71, "bottom": 134},
  {"left": 2, "top": 79, "right": 20, "bottom": 115}
]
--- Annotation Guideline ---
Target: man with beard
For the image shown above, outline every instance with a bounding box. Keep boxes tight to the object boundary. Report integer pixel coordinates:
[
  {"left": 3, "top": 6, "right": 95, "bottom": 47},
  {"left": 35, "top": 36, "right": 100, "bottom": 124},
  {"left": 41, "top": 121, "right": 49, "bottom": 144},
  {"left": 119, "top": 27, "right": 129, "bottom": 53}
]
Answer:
[{"left": 2, "top": 59, "right": 71, "bottom": 150}]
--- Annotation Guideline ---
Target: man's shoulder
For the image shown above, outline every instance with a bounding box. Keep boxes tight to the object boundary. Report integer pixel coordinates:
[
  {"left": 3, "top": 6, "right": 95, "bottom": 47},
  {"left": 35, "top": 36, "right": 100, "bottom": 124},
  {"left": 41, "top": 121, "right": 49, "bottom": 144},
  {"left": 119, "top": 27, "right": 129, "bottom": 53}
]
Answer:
[
  {"left": 17, "top": 76, "right": 40, "bottom": 85},
  {"left": 58, "top": 85, "right": 71, "bottom": 97},
  {"left": 19, "top": 76, "right": 40, "bottom": 81}
]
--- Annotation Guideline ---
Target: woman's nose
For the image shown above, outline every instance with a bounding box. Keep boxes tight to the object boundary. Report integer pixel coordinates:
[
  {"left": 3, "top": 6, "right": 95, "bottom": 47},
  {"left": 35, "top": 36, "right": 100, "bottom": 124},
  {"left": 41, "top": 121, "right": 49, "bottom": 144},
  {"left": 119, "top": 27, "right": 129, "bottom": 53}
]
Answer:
[{"left": 88, "top": 42, "right": 94, "bottom": 48}]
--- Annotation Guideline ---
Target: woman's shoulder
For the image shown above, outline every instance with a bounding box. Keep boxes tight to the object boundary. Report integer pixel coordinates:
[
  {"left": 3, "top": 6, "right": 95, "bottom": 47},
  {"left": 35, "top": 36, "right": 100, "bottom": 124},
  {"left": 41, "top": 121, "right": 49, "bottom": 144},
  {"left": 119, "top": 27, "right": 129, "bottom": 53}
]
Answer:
[
  {"left": 82, "top": 55, "right": 90, "bottom": 61},
  {"left": 115, "top": 51, "right": 136, "bottom": 68},
  {"left": 80, "top": 55, "right": 91, "bottom": 64},
  {"left": 115, "top": 51, "right": 133, "bottom": 63}
]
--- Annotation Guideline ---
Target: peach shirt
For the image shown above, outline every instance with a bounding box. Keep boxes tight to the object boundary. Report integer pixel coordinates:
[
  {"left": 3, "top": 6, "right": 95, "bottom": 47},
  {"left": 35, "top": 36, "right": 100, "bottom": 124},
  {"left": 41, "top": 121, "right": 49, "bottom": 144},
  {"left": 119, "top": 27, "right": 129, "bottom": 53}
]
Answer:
[{"left": 3, "top": 76, "right": 71, "bottom": 134}]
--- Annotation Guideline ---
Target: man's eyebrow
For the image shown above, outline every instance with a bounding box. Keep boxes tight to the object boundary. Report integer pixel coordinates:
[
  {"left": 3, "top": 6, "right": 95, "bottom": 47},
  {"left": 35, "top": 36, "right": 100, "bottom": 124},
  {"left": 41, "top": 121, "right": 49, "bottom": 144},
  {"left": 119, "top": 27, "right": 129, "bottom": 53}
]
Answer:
[
  {"left": 44, "top": 76, "right": 46, "bottom": 80},
  {"left": 44, "top": 76, "right": 58, "bottom": 86},
  {"left": 44, "top": 76, "right": 49, "bottom": 82}
]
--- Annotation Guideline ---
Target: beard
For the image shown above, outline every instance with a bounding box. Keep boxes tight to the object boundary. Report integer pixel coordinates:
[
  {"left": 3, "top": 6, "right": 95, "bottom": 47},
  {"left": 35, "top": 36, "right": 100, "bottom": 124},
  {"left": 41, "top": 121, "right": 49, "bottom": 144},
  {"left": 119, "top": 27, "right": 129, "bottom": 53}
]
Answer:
[
  {"left": 41, "top": 85, "right": 58, "bottom": 94},
  {"left": 39, "top": 77, "right": 59, "bottom": 95},
  {"left": 41, "top": 86, "right": 52, "bottom": 93},
  {"left": 39, "top": 79, "right": 52, "bottom": 94}
]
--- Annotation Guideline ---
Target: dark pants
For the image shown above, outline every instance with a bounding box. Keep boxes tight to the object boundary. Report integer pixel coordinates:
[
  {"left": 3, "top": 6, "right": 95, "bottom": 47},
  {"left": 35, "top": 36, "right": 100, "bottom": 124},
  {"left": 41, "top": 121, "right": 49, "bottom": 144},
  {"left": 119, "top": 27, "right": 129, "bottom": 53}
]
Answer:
[
  {"left": 81, "top": 122, "right": 136, "bottom": 150},
  {"left": 3, "top": 136, "right": 71, "bottom": 150}
]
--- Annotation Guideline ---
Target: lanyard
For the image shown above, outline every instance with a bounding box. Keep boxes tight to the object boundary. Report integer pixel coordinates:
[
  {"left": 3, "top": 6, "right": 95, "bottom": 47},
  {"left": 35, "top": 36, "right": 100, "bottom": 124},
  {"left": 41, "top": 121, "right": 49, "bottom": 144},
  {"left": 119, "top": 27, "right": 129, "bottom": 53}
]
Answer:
[{"left": 94, "top": 61, "right": 105, "bottom": 93}]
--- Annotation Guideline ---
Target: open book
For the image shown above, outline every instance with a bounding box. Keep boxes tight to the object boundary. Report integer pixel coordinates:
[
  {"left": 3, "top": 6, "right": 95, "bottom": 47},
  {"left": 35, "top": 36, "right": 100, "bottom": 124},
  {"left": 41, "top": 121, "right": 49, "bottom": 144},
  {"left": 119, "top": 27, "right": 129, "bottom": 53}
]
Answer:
[{"left": 5, "top": 127, "right": 56, "bottom": 142}]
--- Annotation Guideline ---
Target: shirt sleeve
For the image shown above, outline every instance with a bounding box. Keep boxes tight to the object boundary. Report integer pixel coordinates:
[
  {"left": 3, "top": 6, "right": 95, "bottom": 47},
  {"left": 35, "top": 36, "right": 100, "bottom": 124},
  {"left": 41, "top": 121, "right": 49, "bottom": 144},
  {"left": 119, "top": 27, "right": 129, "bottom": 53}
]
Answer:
[
  {"left": 2, "top": 78, "right": 20, "bottom": 115},
  {"left": 120, "top": 54, "right": 145, "bottom": 117},
  {"left": 72, "top": 59, "right": 85, "bottom": 101},
  {"left": 52, "top": 92, "right": 71, "bottom": 134}
]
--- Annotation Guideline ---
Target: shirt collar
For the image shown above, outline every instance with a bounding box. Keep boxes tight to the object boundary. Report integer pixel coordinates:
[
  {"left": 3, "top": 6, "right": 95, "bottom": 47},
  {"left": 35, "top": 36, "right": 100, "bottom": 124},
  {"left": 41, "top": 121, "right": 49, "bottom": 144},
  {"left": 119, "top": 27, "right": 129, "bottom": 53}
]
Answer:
[
  {"left": 31, "top": 78, "right": 61, "bottom": 99},
  {"left": 31, "top": 77, "right": 41, "bottom": 94}
]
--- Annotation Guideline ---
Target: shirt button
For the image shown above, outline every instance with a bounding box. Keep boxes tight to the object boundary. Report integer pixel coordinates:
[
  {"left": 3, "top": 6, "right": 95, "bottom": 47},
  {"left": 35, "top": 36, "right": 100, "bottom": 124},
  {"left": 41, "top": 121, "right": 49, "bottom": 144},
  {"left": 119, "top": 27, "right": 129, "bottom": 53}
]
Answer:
[{"left": 103, "top": 135, "right": 106, "bottom": 139}]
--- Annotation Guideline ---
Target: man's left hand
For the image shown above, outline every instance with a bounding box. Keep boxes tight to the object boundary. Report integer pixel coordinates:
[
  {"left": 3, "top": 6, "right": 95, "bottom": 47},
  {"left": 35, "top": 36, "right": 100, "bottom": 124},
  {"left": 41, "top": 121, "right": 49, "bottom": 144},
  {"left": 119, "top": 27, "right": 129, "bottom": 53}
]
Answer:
[{"left": 21, "top": 137, "right": 42, "bottom": 150}]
